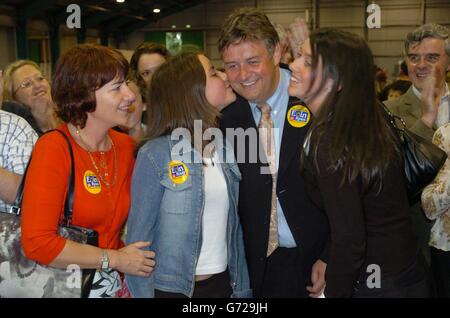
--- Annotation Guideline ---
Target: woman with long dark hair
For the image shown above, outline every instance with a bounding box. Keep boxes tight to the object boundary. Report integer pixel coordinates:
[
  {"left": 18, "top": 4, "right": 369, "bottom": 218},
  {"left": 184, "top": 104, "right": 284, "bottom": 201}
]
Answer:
[{"left": 288, "top": 28, "right": 431, "bottom": 297}]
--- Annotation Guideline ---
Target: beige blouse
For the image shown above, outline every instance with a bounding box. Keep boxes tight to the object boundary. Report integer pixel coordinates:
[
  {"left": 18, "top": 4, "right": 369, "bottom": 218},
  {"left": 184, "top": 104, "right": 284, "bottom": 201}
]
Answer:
[{"left": 421, "top": 123, "right": 450, "bottom": 251}]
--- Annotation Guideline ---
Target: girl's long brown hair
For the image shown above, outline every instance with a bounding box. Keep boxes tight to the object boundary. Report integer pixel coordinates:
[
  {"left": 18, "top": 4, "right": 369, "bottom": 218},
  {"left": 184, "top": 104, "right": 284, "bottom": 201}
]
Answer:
[
  {"left": 143, "top": 52, "right": 220, "bottom": 151},
  {"left": 305, "top": 29, "right": 401, "bottom": 192}
]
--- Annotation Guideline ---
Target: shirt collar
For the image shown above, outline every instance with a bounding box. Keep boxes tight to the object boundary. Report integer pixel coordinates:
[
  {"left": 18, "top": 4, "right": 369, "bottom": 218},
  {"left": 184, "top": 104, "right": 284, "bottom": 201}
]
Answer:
[
  {"left": 412, "top": 82, "right": 450, "bottom": 100},
  {"left": 249, "top": 68, "right": 289, "bottom": 112}
]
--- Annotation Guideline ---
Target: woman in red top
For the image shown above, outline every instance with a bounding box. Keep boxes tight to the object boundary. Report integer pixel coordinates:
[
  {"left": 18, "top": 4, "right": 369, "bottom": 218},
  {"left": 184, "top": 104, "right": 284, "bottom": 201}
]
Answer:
[{"left": 21, "top": 44, "right": 155, "bottom": 297}]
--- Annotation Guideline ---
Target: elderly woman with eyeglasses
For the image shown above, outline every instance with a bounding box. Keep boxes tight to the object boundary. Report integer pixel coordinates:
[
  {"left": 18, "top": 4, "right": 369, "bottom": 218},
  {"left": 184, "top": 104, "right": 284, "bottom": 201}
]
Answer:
[{"left": 2, "top": 60, "right": 60, "bottom": 135}]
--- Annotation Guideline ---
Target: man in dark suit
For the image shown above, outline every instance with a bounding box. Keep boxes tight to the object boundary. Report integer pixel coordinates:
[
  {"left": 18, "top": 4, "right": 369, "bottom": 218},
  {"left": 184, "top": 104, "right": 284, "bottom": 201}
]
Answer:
[{"left": 218, "top": 8, "right": 329, "bottom": 298}]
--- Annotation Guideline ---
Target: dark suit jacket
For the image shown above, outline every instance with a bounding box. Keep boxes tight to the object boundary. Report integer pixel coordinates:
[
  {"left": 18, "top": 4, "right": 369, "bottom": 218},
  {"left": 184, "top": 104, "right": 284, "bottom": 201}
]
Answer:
[{"left": 220, "top": 93, "right": 329, "bottom": 296}]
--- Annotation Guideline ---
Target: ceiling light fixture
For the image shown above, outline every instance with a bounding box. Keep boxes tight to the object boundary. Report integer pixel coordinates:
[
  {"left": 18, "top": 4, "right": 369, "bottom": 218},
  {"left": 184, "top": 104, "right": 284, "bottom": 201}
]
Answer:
[
  {"left": 116, "top": 0, "right": 125, "bottom": 3},
  {"left": 153, "top": 8, "right": 161, "bottom": 13},
  {"left": 186, "top": 24, "right": 191, "bottom": 28}
]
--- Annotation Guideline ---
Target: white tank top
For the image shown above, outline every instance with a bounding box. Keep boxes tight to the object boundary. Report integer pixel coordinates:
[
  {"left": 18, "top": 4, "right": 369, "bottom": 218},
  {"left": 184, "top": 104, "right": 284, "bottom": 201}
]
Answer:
[{"left": 195, "top": 152, "right": 229, "bottom": 275}]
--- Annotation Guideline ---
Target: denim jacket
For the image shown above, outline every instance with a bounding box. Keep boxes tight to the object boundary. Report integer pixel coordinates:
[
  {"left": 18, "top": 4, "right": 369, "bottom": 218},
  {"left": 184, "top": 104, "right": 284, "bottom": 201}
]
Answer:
[{"left": 125, "top": 134, "right": 252, "bottom": 298}]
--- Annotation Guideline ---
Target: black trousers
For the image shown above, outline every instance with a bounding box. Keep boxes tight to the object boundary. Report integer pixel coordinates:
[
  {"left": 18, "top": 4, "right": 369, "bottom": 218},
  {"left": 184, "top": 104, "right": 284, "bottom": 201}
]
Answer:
[
  {"left": 259, "top": 247, "right": 309, "bottom": 298},
  {"left": 430, "top": 247, "right": 450, "bottom": 298},
  {"left": 155, "top": 270, "right": 232, "bottom": 298}
]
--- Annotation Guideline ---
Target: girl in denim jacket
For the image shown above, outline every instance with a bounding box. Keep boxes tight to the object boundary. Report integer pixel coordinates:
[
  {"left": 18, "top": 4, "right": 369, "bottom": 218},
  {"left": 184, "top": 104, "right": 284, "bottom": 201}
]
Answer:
[{"left": 125, "top": 52, "right": 252, "bottom": 298}]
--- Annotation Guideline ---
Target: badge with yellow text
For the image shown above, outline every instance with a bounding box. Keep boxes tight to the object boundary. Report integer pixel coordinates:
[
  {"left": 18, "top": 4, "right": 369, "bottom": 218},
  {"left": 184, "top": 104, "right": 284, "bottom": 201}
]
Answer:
[
  {"left": 83, "top": 170, "right": 101, "bottom": 194},
  {"left": 169, "top": 161, "right": 189, "bottom": 185},
  {"left": 287, "top": 105, "right": 310, "bottom": 128}
]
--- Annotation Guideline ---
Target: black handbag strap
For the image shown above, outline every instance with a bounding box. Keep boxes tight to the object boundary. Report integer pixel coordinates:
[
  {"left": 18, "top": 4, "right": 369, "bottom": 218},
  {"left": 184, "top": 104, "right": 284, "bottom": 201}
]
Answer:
[
  {"left": 9, "top": 129, "right": 76, "bottom": 226},
  {"left": 379, "top": 101, "right": 408, "bottom": 133}
]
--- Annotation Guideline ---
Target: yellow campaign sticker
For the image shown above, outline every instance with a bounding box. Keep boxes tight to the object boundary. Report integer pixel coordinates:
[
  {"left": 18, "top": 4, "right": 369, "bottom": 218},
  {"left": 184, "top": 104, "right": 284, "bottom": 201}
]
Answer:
[
  {"left": 287, "top": 105, "right": 310, "bottom": 128},
  {"left": 83, "top": 170, "right": 101, "bottom": 194},
  {"left": 169, "top": 160, "right": 189, "bottom": 185}
]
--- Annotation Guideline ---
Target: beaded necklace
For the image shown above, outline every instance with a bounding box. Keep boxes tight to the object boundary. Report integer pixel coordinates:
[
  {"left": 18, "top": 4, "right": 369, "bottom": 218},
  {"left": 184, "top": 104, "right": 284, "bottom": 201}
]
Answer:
[
  {"left": 15, "top": 262, "right": 37, "bottom": 278},
  {"left": 76, "top": 129, "right": 118, "bottom": 188}
]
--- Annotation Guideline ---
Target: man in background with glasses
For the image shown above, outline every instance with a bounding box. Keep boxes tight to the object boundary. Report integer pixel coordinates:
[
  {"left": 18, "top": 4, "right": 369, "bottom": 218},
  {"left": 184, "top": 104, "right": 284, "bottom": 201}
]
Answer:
[{"left": 385, "top": 23, "right": 449, "bottom": 297}]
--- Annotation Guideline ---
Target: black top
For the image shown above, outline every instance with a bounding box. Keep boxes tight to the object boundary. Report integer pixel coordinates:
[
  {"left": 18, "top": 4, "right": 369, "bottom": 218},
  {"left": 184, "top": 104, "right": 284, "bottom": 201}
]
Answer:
[
  {"left": 303, "top": 136, "right": 418, "bottom": 297},
  {"left": 1, "top": 101, "right": 43, "bottom": 136}
]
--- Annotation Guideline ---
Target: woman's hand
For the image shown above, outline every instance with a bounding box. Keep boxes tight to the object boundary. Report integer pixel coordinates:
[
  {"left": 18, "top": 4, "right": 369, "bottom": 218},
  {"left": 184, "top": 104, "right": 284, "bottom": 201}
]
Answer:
[{"left": 109, "top": 241, "right": 156, "bottom": 277}]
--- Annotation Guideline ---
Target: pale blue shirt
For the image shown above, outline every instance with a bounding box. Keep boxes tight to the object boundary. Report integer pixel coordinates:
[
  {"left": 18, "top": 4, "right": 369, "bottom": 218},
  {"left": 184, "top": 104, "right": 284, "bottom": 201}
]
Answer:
[{"left": 249, "top": 68, "right": 297, "bottom": 248}]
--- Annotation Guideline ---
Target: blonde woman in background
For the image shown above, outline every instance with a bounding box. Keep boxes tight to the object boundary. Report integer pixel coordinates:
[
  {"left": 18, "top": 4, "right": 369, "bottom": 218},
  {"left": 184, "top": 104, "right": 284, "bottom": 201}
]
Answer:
[{"left": 2, "top": 60, "right": 60, "bottom": 135}]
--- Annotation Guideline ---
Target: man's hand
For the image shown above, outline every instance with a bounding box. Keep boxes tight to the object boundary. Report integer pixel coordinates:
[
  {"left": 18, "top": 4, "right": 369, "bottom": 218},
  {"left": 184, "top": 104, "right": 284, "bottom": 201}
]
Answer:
[
  {"left": 420, "top": 67, "right": 445, "bottom": 128},
  {"left": 307, "top": 259, "right": 327, "bottom": 298},
  {"left": 287, "top": 18, "right": 310, "bottom": 58}
]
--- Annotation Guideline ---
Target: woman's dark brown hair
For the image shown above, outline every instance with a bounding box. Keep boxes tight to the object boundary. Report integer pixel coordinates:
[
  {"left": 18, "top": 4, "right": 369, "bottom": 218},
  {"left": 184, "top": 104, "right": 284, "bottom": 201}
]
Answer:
[
  {"left": 144, "top": 51, "right": 219, "bottom": 150},
  {"left": 305, "top": 28, "right": 401, "bottom": 192},
  {"left": 129, "top": 42, "right": 170, "bottom": 95},
  {"left": 52, "top": 43, "right": 129, "bottom": 128}
]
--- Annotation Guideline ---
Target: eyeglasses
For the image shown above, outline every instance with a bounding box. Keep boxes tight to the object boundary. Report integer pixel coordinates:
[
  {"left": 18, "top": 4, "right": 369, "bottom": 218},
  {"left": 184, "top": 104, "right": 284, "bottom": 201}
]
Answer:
[
  {"left": 13, "top": 74, "right": 46, "bottom": 95},
  {"left": 407, "top": 53, "right": 442, "bottom": 65}
]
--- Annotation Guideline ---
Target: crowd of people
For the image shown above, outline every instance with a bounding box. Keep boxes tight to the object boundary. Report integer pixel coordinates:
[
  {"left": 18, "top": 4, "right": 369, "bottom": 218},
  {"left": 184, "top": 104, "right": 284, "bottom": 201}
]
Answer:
[{"left": 0, "top": 7, "right": 449, "bottom": 298}]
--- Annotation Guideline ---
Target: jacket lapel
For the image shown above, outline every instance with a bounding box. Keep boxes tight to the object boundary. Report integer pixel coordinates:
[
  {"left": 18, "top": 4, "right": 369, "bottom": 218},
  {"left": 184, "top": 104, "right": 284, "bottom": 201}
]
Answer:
[
  {"left": 225, "top": 95, "right": 310, "bottom": 178},
  {"left": 278, "top": 97, "right": 309, "bottom": 179},
  {"left": 223, "top": 96, "right": 265, "bottom": 168},
  {"left": 225, "top": 95, "right": 257, "bottom": 130},
  {"left": 403, "top": 87, "right": 422, "bottom": 119}
]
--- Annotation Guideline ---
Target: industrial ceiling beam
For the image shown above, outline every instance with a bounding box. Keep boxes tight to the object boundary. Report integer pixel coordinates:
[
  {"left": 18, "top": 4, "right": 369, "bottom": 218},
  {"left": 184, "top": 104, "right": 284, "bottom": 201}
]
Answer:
[
  {"left": 121, "top": 0, "right": 209, "bottom": 34},
  {"left": 102, "top": 15, "right": 136, "bottom": 34},
  {"left": 54, "top": 3, "right": 144, "bottom": 29},
  {"left": 17, "top": 0, "right": 57, "bottom": 20},
  {"left": 83, "top": 11, "right": 119, "bottom": 29}
]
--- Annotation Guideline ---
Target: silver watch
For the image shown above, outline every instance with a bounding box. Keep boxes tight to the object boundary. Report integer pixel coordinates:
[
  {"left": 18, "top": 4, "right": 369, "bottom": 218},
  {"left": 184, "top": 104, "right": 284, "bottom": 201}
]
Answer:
[{"left": 100, "top": 249, "right": 110, "bottom": 271}]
